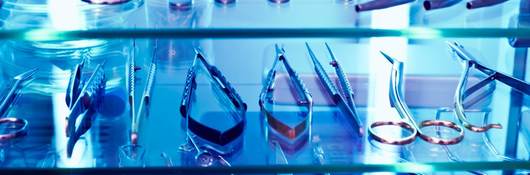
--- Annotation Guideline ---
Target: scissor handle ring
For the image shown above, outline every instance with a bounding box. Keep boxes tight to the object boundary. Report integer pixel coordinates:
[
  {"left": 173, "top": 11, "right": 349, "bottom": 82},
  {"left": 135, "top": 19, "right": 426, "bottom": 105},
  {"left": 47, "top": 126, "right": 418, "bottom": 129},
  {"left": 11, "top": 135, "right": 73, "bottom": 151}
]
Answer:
[
  {"left": 0, "top": 117, "right": 28, "bottom": 141},
  {"left": 417, "top": 120, "right": 464, "bottom": 145},
  {"left": 368, "top": 120, "right": 417, "bottom": 145}
]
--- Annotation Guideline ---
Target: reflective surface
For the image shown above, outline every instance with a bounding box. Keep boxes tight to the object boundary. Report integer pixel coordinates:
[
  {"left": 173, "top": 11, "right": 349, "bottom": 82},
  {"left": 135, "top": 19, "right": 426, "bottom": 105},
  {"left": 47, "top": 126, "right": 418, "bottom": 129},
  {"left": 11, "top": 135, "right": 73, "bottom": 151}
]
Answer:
[
  {"left": 0, "top": 0, "right": 529, "bottom": 174},
  {"left": 0, "top": 39, "right": 528, "bottom": 172}
]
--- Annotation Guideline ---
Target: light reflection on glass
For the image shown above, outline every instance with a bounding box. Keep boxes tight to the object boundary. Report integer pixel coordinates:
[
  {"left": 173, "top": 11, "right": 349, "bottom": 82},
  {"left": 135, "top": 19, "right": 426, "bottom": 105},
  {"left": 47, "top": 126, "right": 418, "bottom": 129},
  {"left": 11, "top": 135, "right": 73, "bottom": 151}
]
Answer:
[
  {"left": 365, "top": 4, "right": 410, "bottom": 174},
  {"left": 48, "top": 0, "right": 87, "bottom": 30}
]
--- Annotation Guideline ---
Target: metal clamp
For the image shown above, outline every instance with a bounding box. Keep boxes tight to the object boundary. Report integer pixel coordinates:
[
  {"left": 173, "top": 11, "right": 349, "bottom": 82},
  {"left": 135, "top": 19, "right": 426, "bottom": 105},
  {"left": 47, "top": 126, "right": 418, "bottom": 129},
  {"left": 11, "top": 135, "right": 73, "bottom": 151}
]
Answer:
[
  {"left": 259, "top": 44, "right": 313, "bottom": 140},
  {"left": 179, "top": 49, "right": 247, "bottom": 147}
]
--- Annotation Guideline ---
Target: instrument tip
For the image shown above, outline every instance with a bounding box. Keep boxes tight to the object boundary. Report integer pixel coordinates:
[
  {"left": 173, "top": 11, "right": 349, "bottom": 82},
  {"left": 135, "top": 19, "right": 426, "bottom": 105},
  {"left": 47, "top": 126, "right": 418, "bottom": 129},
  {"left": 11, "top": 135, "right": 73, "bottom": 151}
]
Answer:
[
  {"left": 14, "top": 68, "right": 38, "bottom": 81},
  {"left": 379, "top": 51, "right": 396, "bottom": 64},
  {"left": 131, "top": 132, "right": 138, "bottom": 145}
]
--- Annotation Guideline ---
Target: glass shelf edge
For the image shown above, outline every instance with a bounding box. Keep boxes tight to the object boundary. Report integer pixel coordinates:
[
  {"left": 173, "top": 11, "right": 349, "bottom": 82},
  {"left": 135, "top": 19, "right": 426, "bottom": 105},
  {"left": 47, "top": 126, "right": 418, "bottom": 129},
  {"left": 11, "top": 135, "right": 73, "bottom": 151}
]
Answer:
[
  {"left": 0, "top": 161, "right": 528, "bottom": 174},
  {"left": 3, "top": 28, "right": 530, "bottom": 41}
]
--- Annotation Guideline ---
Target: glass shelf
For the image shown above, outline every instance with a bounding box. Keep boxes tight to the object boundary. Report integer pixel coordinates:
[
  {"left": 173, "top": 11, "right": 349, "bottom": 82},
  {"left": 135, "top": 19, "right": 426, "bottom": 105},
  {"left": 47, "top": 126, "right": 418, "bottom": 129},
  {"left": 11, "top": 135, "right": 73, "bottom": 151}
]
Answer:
[
  {"left": 0, "top": 37, "right": 528, "bottom": 174},
  {"left": 0, "top": 0, "right": 529, "bottom": 174}
]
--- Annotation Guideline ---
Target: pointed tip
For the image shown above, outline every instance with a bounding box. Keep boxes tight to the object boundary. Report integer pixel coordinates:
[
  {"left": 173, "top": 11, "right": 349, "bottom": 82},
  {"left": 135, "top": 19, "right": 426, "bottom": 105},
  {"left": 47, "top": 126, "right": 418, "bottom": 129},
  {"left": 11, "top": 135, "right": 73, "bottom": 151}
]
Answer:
[
  {"left": 446, "top": 41, "right": 464, "bottom": 50},
  {"left": 379, "top": 51, "right": 395, "bottom": 64},
  {"left": 304, "top": 42, "right": 312, "bottom": 51},
  {"left": 194, "top": 47, "right": 203, "bottom": 56},
  {"left": 274, "top": 43, "right": 283, "bottom": 54},
  {"left": 131, "top": 132, "right": 138, "bottom": 145},
  {"left": 15, "top": 68, "right": 38, "bottom": 80},
  {"left": 274, "top": 44, "right": 285, "bottom": 61},
  {"left": 79, "top": 59, "right": 86, "bottom": 66},
  {"left": 99, "top": 59, "right": 107, "bottom": 66},
  {"left": 66, "top": 140, "right": 74, "bottom": 158},
  {"left": 305, "top": 43, "right": 319, "bottom": 63},
  {"left": 324, "top": 43, "right": 337, "bottom": 61}
]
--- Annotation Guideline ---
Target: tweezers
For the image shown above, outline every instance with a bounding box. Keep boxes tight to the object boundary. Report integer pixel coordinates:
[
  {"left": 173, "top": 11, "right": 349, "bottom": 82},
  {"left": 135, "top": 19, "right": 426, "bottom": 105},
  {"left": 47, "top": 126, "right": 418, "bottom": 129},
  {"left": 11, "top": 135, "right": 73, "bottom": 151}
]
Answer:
[
  {"left": 0, "top": 68, "right": 37, "bottom": 141},
  {"left": 127, "top": 41, "right": 137, "bottom": 143},
  {"left": 259, "top": 44, "right": 313, "bottom": 140},
  {"left": 65, "top": 62, "right": 106, "bottom": 157},
  {"left": 180, "top": 49, "right": 247, "bottom": 146},
  {"left": 448, "top": 41, "right": 530, "bottom": 132},
  {"left": 130, "top": 46, "right": 158, "bottom": 145},
  {"left": 305, "top": 43, "right": 363, "bottom": 137}
]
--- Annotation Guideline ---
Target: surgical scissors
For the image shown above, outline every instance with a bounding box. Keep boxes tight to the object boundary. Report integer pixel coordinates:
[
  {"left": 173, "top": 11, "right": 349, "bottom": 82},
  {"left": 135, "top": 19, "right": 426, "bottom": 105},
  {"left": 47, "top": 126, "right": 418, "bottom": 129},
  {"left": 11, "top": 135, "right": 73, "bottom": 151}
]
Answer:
[
  {"left": 448, "top": 41, "right": 530, "bottom": 132},
  {"left": 368, "top": 52, "right": 464, "bottom": 145},
  {"left": 0, "top": 68, "right": 37, "bottom": 141},
  {"left": 65, "top": 62, "right": 106, "bottom": 157},
  {"left": 259, "top": 44, "right": 313, "bottom": 140},
  {"left": 305, "top": 43, "right": 363, "bottom": 137}
]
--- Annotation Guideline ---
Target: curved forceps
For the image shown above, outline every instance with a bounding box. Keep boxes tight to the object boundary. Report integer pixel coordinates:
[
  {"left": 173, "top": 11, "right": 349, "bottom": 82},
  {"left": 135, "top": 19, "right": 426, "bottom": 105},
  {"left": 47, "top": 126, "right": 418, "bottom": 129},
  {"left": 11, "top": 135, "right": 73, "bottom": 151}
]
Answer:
[
  {"left": 258, "top": 44, "right": 313, "bottom": 140},
  {"left": 65, "top": 62, "right": 106, "bottom": 157},
  {"left": 368, "top": 52, "right": 464, "bottom": 145},
  {"left": 0, "top": 68, "right": 37, "bottom": 141},
  {"left": 448, "top": 42, "right": 530, "bottom": 132},
  {"left": 305, "top": 43, "right": 363, "bottom": 137}
]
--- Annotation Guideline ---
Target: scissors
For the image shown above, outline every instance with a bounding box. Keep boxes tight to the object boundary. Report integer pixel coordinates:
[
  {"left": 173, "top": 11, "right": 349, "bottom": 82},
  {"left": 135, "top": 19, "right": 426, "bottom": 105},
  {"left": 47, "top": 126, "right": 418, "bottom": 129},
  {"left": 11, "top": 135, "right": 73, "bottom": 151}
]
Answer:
[
  {"left": 305, "top": 43, "right": 364, "bottom": 137},
  {"left": 180, "top": 48, "right": 246, "bottom": 149},
  {"left": 65, "top": 61, "right": 106, "bottom": 157},
  {"left": 0, "top": 68, "right": 37, "bottom": 141},
  {"left": 448, "top": 42, "right": 530, "bottom": 132},
  {"left": 258, "top": 44, "right": 313, "bottom": 140},
  {"left": 368, "top": 52, "right": 464, "bottom": 145}
]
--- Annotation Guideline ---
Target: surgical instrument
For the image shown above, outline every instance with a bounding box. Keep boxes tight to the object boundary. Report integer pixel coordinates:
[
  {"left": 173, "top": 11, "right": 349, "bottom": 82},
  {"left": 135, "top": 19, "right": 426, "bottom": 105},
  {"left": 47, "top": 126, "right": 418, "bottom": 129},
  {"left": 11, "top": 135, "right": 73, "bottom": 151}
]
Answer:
[
  {"left": 259, "top": 44, "right": 313, "bottom": 140},
  {"left": 65, "top": 62, "right": 106, "bottom": 158},
  {"left": 448, "top": 41, "right": 530, "bottom": 132},
  {"left": 0, "top": 68, "right": 37, "bottom": 141},
  {"left": 305, "top": 42, "right": 363, "bottom": 137},
  {"left": 423, "top": 0, "right": 462, "bottom": 10},
  {"left": 180, "top": 48, "right": 247, "bottom": 148},
  {"left": 368, "top": 52, "right": 464, "bottom": 145},
  {"left": 130, "top": 44, "right": 158, "bottom": 145},
  {"left": 466, "top": 0, "right": 508, "bottom": 9},
  {"left": 127, "top": 41, "right": 136, "bottom": 143},
  {"left": 355, "top": 0, "right": 414, "bottom": 12}
]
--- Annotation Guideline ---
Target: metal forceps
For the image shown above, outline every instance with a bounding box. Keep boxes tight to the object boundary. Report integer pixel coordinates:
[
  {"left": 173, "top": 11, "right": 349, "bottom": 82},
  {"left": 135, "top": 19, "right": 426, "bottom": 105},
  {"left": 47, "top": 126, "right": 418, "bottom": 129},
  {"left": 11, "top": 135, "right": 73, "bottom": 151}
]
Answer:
[
  {"left": 258, "top": 44, "right": 313, "bottom": 140},
  {"left": 448, "top": 41, "right": 530, "bottom": 132},
  {"left": 180, "top": 48, "right": 247, "bottom": 147},
  {"left": 65, "top": 61, "right": 106, "bottom": 157},
  {"left": 368, "top": 52, "right": 464, "bottom": 145},
  {"left": 129, "top": 43, "right": 158, "bottom": 145},
  {"left": 305, "top": 43, "right": 363, "bottom": 137},
  {"left": 0, "top": 68, "right": 37, "bottom": 141}
]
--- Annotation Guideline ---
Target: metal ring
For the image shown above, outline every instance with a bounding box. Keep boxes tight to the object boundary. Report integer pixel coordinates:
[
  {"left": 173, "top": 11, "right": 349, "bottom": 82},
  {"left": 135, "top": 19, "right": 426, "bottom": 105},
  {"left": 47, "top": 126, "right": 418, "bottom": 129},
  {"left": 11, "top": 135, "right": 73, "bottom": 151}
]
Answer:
[
  {"left": 0, "top": 117, "right": 28, "bottom": 141},
  {"left": 368, "top": 120, "right": 417, "bottom": 145},
  {"left": 417, "top": 120, "right": 464, "bottom": 145}
]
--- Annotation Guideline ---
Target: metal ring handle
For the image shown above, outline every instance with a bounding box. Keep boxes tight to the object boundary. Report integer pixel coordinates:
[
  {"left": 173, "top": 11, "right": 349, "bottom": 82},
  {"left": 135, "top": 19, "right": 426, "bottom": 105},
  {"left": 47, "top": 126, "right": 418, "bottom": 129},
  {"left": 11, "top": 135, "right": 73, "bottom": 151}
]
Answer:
[
  {"left": 368, "top": 120, "right": 417, "bottom": 145},
  {"left": 417, "top": 120, "right": 464, "bottom": 145},
  {"left": 0, "top": 117, "right": 28, "bottom": 141}
]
